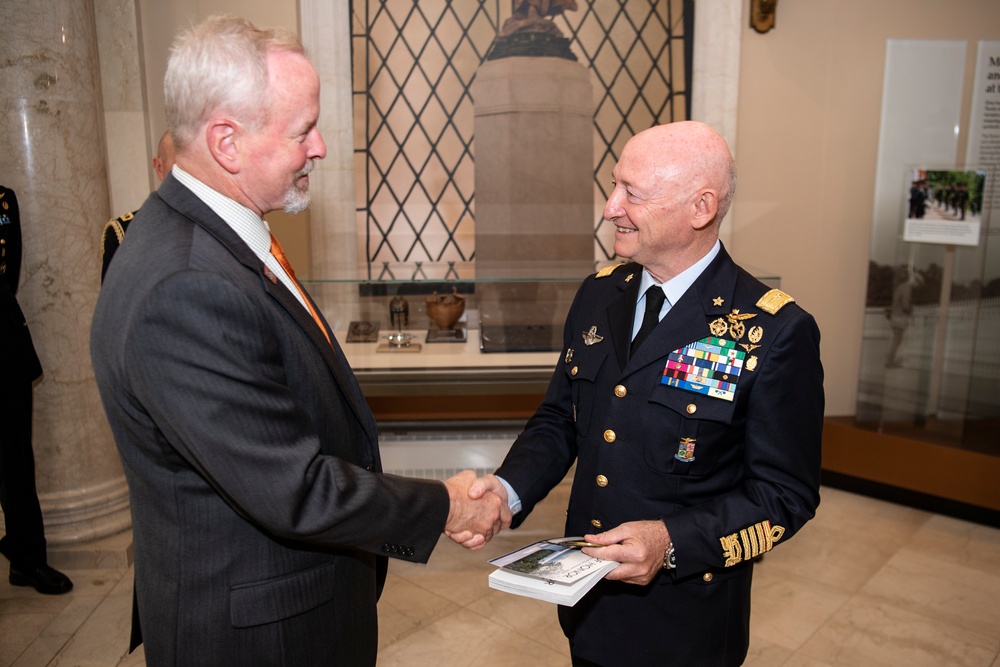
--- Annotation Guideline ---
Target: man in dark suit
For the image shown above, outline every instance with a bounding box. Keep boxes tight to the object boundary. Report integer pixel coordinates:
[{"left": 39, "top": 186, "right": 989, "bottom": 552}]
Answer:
[
  {"left": 0, "top": 185, "right": 73, "bottom": 595},
  {"left": 90, "top": 15, "right": 506, "bottom": 666},
  {"left": 466, "top": 121, "right": 824, "bottom": 666}
]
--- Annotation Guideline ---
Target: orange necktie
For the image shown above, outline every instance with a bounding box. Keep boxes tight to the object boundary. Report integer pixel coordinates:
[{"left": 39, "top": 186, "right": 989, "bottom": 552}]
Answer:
[{"left": 269, "top": 234, "right": 331, "bottom": 345}]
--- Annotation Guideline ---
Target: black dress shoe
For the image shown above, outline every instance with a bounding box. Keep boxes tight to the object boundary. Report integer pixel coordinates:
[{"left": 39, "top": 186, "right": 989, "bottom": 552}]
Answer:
[{"left": 9, "top": 563, "right": 73, "bottom": 595}]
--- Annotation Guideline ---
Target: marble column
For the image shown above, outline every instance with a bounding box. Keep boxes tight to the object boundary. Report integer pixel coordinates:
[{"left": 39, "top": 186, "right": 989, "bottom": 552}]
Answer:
[
  {"left": 95, "top": 0, "right": 155, "bottom": 216},
  {"left": 691, "top": 0, "right": 744, "bottom": 248},
  {"left": 0, "top": 0, "right": 131, "bottom": 547}
]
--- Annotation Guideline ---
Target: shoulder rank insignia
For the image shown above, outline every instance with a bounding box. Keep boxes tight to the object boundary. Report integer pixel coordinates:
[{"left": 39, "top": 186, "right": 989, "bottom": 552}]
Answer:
[
  {"left": 595, "top": 264, "right": 621, "bottom": 278},
  {"left": 756, "top": 289, "right": 794, "bottom": 314}
]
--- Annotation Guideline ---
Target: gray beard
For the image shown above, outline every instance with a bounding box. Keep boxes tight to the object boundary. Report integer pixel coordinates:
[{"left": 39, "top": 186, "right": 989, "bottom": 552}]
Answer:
[
  {"left": 284, "top": 160, "right": 314, "bottom": 214},
  {"left": 283, "top": 187, "right": 310, "bottom": 214}
]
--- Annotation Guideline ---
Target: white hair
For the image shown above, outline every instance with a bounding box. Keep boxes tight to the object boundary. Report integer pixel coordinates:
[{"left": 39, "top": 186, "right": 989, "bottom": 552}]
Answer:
[{"left": 164, "top": 15, "right": 303, "bottom": 150}]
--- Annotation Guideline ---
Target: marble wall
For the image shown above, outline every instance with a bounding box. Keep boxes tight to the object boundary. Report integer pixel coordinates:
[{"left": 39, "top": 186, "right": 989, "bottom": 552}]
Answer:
[
  {"left": 0, "top": 0, "right": 131, "bottom": 546},
  {"left": 94, "top": 0, "right": 155, "bottom": 216}
]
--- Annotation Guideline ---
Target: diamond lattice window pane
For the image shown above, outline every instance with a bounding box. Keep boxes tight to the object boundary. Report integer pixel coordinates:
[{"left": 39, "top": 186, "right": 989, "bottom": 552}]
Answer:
[
  {"left": 385, "top": 39, "right": 417, "bottom": 84},
  {"left": 401, "top": 12, "right": 432, "bottom": 54},
  {"left": 591, "top": 41, "right": 622, "bottom": 87},
  {"left": 402, "top": 68, "right": 433, "bottom": 113},
  {"left": 607, "top": 14, "right": 639, "bottom": 57},
  {"left": 354, "top": 0, "right": 688, "bottom": 276},
  {"left": 402, "top": 129, "right": 433, "bottom": 172},
  {"left": 418, "top": 96, "right": 449, "bottom": 144},
  {"left": 383, "top": 0, "right": 412, "bottom": 27}
]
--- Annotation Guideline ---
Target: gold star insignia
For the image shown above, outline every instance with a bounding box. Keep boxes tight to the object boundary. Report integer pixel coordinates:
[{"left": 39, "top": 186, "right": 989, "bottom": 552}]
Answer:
[
  {"left": 713, "top": 296, "right": 724, "bottom": 306},
  {"left": 625, "top": 273, "right": 634, "bottom": 282}
]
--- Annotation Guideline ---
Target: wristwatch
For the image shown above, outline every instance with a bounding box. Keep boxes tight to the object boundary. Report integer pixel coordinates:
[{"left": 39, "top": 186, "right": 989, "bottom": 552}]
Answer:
[{"left": 662, "top": 543, "right": 676, "bottom": 570}]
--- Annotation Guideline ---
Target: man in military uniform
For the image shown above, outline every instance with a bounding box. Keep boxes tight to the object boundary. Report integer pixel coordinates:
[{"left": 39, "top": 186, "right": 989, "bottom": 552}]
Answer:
[
  {"left": 100, "top": 131, "right": 175, "bottom": 282},
  {"left": 0, "top": 185, "right": 73, "bottom": 595},
  {"left": 466, "top": 121, "right": 824, "bottom": 666}
]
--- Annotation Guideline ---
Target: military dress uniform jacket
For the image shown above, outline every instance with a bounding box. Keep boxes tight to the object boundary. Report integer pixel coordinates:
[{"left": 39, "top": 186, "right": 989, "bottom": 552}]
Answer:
[
  {"left": 495, "top": 245, "right": 823, "bottom": 667},
  {"left": 0, "top": 185, "right": 46, "bottom": 568},
  {"left": 0, "top": 186, "right": 42, "bottom": 384},
  {"left": 100, "top": 211, "right": 134, "bottom": 283},
  {"left": 90, "top": 174, "right": 450, "bottom": 666}
]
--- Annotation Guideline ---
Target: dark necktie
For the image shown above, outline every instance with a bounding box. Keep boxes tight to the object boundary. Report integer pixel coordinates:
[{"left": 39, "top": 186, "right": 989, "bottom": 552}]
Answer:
[{"left": 630, "top": 286, "right": 666, "bottom": 357}]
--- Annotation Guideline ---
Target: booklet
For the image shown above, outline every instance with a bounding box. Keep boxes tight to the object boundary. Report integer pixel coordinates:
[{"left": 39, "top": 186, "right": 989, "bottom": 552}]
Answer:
[{"left": 487, "top": 537, "right": 619, "bottom": 606}]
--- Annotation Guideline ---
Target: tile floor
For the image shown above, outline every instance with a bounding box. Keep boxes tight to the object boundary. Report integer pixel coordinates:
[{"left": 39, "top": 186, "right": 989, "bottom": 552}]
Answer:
[{"left": 2, "top": 436, "right": 1000, "bottom": 667}]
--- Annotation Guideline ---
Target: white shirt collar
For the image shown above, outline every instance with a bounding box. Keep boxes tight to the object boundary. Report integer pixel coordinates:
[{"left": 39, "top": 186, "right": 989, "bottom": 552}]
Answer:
[
  {"left": 637, "top": 239, "right": 721, "bottom": 305},
  {"left": 170, "top": 165, "right": 306, "bottom": 310}
]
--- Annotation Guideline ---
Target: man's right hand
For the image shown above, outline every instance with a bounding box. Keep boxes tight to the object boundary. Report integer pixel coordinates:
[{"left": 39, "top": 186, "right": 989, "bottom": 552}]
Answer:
[{"left": 442, "top": 470, "right": 510, "bottom": 550}]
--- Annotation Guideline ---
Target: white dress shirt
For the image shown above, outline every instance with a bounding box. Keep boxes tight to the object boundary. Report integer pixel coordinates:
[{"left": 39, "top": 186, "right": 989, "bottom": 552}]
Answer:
[{"left": 171, "top": 165, "right": 309, "bottom": 312}]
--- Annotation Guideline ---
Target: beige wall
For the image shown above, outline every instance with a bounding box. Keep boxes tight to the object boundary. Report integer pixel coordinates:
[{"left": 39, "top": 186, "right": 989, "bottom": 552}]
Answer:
[{"left": 729, "top": 0, "right": 1000, "bottom": 415}]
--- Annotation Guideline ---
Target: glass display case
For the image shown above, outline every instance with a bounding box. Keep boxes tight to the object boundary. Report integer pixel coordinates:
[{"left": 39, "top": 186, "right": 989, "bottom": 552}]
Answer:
[
  {"left": 303, "top": 276, "right": 581, "bottom": 409},
  {"left": 303, "top": 265, "right": 782, "bottom": 420},
  {"left": 831, "top": 160, "right": 1000, "bottom": 520}
]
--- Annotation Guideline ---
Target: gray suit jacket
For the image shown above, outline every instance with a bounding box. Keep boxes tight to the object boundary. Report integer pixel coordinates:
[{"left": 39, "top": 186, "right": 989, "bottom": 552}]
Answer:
[{"left": 91, "top": 174, "right": 449, "bottom": 666}]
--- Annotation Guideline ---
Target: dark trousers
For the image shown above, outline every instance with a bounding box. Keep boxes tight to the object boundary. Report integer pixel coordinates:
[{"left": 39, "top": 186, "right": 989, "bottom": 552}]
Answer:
[{"left": 0, "top": 381, "right": 47, "bottom": 566}]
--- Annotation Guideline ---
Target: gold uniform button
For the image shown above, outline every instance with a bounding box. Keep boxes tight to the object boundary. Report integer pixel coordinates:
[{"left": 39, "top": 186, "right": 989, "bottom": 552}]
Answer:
[
  {"left": 571, "top": 366, "right": 579, "bottom": 376},
  {"left": 591, "top": 519, "right": 602, "bottom": 529},
  {"left": 703, "top": 572, "right": 713, "bottom": 582},
  {"left": 614, "top": 385, "right": 627, "bottom": 398},
  {"left": 603, "top": 430, "right": 616, "bottom": 443},
  {"left": 686, "top": 403, "right": 697, "bottom": 415},
  {"left": 596, "top": 475, "right": 608, "bottom": 487}
]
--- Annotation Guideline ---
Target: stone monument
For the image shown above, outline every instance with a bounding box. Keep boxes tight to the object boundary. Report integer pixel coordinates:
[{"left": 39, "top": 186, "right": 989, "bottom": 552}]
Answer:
[{"left": 473, "top": 1, "right": 593, "bottom": 348}]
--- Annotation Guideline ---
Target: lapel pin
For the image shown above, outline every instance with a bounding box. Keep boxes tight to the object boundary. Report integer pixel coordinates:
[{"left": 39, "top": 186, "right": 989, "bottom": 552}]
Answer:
[
  {"left": 725, "top": 309, "right": 757, "bottom": 340},
  {"left": 740, "top": 325, "right": 764, "bottom": 352}
]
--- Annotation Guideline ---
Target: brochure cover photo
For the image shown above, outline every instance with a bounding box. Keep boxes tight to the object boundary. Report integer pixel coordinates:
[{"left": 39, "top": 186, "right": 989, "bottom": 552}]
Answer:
[{"left": 487, "top": 537, "right": 619, "bottom": 606}]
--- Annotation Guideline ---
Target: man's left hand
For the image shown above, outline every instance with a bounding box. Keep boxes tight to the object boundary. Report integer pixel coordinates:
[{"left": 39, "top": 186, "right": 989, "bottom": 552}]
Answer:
[{"left": 582, "top": 520, "right": 671, "bottom": 585}]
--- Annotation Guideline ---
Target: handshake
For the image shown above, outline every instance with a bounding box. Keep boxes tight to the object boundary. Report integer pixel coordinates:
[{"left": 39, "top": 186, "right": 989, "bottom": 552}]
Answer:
[{"left": 442, "top": 471, "right": 511, "bottom": 550}]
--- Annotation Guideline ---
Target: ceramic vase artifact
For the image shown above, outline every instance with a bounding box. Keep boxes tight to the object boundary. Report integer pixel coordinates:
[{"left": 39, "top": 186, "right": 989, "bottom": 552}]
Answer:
[{"left": 426, "top": 287, "right": 466, "bottom": 330}]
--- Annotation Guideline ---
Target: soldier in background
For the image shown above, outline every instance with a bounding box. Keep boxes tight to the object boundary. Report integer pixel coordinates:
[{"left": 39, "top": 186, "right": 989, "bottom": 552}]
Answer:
[
  {"left": 0, "top": 185, "right": 73, "bottom": 595},
  {"left": 100, "top": 130, "right": 175, "bottom": 282}
]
